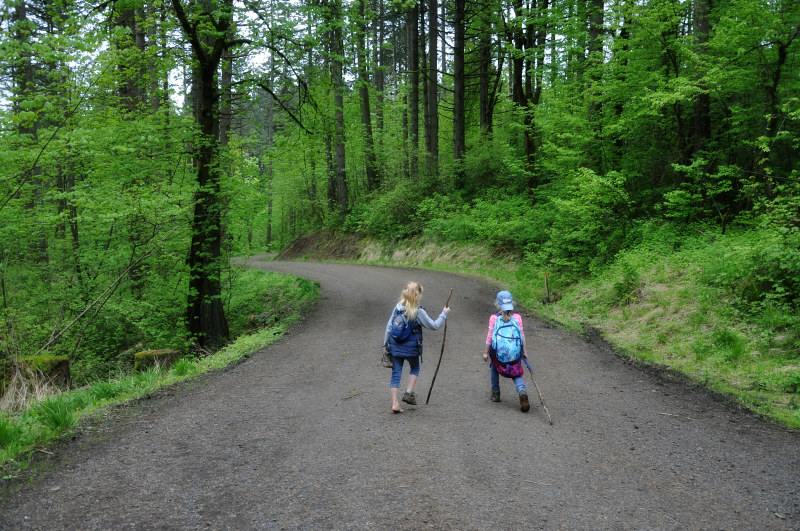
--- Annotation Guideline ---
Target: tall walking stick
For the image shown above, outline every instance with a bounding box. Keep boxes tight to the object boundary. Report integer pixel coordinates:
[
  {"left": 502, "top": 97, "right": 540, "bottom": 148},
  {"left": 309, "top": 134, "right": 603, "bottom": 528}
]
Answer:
[
  {"left": 425, "top": 288, "right": 453, "bottom": 405},
  {"left": 523, "top": 357, "right": 553, "bottom": 424}
]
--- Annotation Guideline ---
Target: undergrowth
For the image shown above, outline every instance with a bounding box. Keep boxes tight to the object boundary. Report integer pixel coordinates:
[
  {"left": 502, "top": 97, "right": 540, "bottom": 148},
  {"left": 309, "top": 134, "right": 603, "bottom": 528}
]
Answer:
[{"left": 0, "top": 269, "right": 319, "bottom": 474}]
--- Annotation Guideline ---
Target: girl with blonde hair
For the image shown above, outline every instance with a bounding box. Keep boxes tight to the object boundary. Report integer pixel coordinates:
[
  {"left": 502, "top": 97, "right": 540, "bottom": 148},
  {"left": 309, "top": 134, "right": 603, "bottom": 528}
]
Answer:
[{"left": 383, "top": 281, "right": 450, "bottom": 413}]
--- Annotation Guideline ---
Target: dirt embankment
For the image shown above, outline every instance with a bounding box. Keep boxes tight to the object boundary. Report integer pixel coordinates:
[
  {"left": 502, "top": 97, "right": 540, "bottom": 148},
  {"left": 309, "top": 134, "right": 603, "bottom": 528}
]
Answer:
[{"left": 276, "top": 229, "right": 366, "bottom": 261}]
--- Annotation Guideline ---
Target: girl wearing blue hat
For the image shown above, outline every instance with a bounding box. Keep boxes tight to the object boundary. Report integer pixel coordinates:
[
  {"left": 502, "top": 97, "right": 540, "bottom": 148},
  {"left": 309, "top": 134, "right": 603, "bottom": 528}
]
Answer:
[{"left": 482, "top": 290, "right": 530, "bottom": 412}]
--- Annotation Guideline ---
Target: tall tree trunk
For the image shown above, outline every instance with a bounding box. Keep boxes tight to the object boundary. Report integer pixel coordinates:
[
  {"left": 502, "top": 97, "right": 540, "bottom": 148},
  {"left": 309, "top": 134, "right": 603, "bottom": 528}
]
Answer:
[
  {"left": 219, "top": 34, "right": 233, "bottom": 148},
  {"left": 329, "top": 0, "right": 348, "bottom": 211},
  {"left": 479, "top": 31, "right": 491, "bottom": 133},
  {"left": 358, "top": 0, "right": 380, "bottom": 191},
  {"left": 692, "top": 0, "right": 711, "bottom": 154},
  {"left": 525, "top": 0, "right": 549, "bottom": 191},
  {"left": 12, "top": 0, "right": 36, "bottom": 140},
  {"left": 12, "top": 0, "right": 47, "bottom": 264},
  {"left": 586, "top": 0, "right": 604, "bottom": 171},
  {"left": 760, "top": 30, "right": 798, "bottom": 199},
  {"left": 263, "top": 65, "right": 275, "bottom": 248},
  {"left": 373, "top": 0, "right": 385, "bottom": 154},
  {"left": 172, "top": 0, "right": 231, "bottom": 348},
  {"left": 452, "top": 0, "right": 466, "bottom": 185},
  {"left": 114, "top": 1, "right": 146, "bottom": 113},
  {"left": 407, "top": 3, "right": 420, "bottom": 179},
  {"left": 612, "top": 0, "right": 631, "bottom": 159},
  {"left": 426, "top": 0, "right": 439, "bottom": 176}
]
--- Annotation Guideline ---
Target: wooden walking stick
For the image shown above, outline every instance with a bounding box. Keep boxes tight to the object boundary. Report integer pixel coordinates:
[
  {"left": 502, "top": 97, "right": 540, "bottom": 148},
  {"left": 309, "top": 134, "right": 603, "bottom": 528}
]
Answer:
[
  {"left": 425, "top": 288, "right": 453, "bottom": 405},
  {"left": 523, "top": 357, "right": 553, "bottom": 424},
  {"left": 530, "top": 373, "right": 553, "bottom": 425}
]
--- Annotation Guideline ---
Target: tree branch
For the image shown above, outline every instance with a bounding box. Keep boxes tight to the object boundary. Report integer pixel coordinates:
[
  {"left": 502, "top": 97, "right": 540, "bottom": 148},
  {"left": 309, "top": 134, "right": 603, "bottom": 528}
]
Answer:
[{"left": 256, "top": 82, "right": 314, "bottom": 135}]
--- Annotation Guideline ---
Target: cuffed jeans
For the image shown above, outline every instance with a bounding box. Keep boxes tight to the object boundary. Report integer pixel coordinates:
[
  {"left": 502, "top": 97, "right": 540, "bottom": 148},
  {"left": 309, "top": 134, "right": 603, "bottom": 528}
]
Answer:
[{"left": 391, "top": 355, "right": 420, "bottom": 388}]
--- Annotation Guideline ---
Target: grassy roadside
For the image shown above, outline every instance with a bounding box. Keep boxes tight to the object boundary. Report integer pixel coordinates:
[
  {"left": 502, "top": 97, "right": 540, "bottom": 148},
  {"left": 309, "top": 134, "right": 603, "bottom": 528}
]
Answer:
[
  {"left": 280, "top": 229, "right": 800, "bottom": 430},
  {"left": 0, "top": 269, "right": 319, "bottom": 476}
]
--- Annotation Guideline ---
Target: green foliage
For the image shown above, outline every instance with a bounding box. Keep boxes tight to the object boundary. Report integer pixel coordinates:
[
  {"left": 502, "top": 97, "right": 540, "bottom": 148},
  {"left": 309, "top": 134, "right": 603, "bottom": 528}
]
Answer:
[
  {"left": 0, "top": 270, "right": 316, "bottom": 469},
  {"left": 171, "top": 357, "right": 199, "bottom": 378},
  {"left": 31, "top": 395, "right": 78, "bottom": 431},
  {"left": 421, "top": 191, "right": 545, "bottom": 254},
  {"left": 698, "top": 225, "right": 800, "bottom": 316},
  {"left": 88, "top": 380, "right": 123, "bottom": 402},
  {"left": 133, "top": 349, "right": 182, "bottom": 372},
  {"left": 0, "top": 416, "right": 23, "bottom": 448},
  {"left": 711, "top": 328, "right": 747, "bottom": 363},
  {"left": 341, "top": 182, "right": 424, "bottom": 239},
  {"left": 779, "top": 371, "right": 800, "bottom": 394},
  {"left": 534, "top": 169, "right": 632, "bottom": 281},
  {"left": 226, "top": 268, "right": 319, "bottom": 336},
  {"left": 612, "top": 260, "right": 641, "bottom": 306},
  {"left": 661, "top": 159, "right": 742, "bottom": 228}
]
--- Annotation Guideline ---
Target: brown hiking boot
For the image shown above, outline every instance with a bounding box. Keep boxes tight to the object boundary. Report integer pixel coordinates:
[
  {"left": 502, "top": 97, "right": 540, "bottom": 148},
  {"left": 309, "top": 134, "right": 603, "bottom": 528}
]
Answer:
[
  {"left": 519, "top": 393, "right": 530, "bottom": 412},
  {"left": 381, "top": 349, "right": 393, "bottom": 368},
  {"left": 402, "top": 391, "right": 417, "bottom": 405},
  {"left": 490, "top": 389, "right": 501, "bottom": 402}
]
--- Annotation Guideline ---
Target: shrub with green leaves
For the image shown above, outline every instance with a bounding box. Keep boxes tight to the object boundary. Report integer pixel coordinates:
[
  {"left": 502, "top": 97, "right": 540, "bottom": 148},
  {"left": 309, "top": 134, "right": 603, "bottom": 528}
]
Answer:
[
  {"left": 536, "top": 169, "right": 632, "bottom": 281},
  {"left": 226, "top": 269, "right": 319, "bottom": 337}
]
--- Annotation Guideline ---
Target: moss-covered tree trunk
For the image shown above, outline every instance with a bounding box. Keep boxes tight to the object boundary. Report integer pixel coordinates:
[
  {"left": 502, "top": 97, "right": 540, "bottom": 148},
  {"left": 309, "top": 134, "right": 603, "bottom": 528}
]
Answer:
[{"left": 172, "top": 0, "right": 231, "bottom": 348}]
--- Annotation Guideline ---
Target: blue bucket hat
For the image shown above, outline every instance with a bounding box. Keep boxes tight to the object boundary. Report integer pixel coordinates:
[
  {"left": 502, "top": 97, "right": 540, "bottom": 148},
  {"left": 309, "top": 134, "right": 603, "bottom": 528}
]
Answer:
[{"left": 496, "top": 290, "right": 514, "bottom": 311}]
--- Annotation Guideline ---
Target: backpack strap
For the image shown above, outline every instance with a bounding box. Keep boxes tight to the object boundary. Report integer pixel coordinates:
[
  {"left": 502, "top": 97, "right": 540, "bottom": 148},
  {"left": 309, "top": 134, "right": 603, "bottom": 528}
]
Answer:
[{"left": 522, "top": 356, "right": 532, "bottom": 371}]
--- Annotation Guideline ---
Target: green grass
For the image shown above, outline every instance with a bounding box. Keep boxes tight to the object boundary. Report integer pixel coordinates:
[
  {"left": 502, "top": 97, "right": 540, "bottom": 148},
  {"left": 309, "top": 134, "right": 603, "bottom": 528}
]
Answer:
[{"left": 0, "top": 269, "right": 319, "bottom": 472}]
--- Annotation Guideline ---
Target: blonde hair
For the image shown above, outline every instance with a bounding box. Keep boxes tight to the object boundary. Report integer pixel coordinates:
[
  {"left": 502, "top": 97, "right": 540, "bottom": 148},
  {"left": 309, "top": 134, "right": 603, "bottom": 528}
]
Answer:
[
  {"left": 494, "top": 301, "right": 514, "bottom": 322},
  {"left": 399, "top": 281, "right": 423, "bottom": 321}
]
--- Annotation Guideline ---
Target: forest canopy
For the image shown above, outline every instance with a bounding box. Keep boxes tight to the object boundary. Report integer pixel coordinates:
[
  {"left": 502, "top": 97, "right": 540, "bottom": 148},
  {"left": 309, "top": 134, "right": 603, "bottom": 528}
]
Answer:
[{"left": 0, "top": 0, "right": 798, "bottom": 390}]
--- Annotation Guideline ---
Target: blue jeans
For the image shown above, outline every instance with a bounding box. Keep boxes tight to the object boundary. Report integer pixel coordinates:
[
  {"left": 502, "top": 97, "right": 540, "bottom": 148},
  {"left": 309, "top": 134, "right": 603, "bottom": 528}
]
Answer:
[
  {"left": 490, "top": 363, "right": 527, "bottom": 394},
  {"left": 391, "top": 355, "right": 420, "bottom": 388}
]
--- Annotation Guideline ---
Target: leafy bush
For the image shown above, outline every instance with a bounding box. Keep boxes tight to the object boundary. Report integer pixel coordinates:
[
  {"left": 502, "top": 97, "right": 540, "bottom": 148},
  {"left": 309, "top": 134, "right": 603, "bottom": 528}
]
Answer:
[
  {"left": 423, "top": 191, "right": 545, "bottom": 253},
  {"left": 226, "top": 268, "right": 319, "bottom": 336},
  {"left": 780, "top": 371, "right": 800, "bottom": 394},
  {"left": 341, "top": 181, "right": 426, "bottom": 239},
  {"left": 535, "top": 169, "right": 632, "bottom": 280},
  {"left": 699, "top": 225, "right": 800, "bottom": 316}
]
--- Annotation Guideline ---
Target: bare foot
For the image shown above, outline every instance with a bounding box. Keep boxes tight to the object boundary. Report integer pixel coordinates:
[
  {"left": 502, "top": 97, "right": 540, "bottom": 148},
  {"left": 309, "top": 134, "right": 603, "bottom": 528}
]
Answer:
[{"left": 392, "top": 404, "right": 404, "bottom": 414}]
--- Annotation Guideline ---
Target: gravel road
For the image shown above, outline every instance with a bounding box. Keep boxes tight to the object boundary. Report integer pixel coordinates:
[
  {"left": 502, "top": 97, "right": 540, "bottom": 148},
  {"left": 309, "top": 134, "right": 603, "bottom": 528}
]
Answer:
[{"left": 1, "top": 259, "right": 798, "bottom": 529}]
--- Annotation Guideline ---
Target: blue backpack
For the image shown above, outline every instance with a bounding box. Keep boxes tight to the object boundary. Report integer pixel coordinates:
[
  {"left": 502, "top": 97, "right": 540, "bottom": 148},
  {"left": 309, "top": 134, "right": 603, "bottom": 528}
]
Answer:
[
  {"left": 391, "top": 308, "right": 413, "bottom": 342},
  {"left": 389, "top": 307, "right": 422, "bottom": 358},
  {"left": 491, "top": 314, "right": 523, "bottom": 364}
]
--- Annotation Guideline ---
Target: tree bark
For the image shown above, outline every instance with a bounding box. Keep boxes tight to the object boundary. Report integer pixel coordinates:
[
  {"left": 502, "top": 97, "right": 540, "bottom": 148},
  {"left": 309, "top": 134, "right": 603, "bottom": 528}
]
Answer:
[
  {"left": 358, "top": 0, "right": 380, "bottom": 191},
  {"left": 172, "top": 0, "right": 231, "bottom": 348},
  {"left": 407, "top": 3, "right": 420, "bottom": 179},
  {"left": 329, "top": 0, "right": 348, "bottom": 211},
  {"left": 373, "top": 0, "right": 385, "bottom": 154},
  {"left": 587, "top": 0, "right": 604, "bottom": 171},
  {"left": 452, "top": 0, "right": 466, "bottom": 182},
  {"left": 426, "top": 0, "right": 438, "bottom": 176},
  {"left": 692, "top": 0, "right": 711, "bottom": 154}
]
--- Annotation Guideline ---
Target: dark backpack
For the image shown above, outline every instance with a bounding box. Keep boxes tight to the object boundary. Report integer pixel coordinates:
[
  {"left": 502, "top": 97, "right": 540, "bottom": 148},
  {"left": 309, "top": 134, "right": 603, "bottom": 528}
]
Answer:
[
  {"left": 389, "top": 307, "right": 422, "bottom": 358},
  {"left": 391, "top": 308, "right": 414, "bottom": 342}
]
